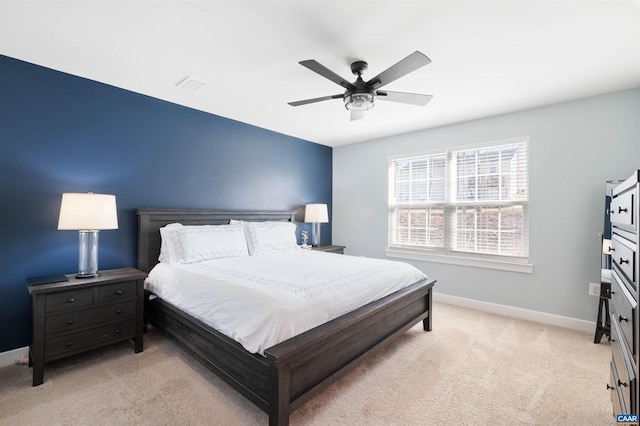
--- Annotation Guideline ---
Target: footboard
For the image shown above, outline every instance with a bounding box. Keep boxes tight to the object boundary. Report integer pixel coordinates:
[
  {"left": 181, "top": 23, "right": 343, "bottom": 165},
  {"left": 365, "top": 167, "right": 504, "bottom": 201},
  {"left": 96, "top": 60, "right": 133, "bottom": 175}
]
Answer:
[
  {"left": 145, "top": 278, "right": 434, "bottom": 426},
  {"left": 265, "top": 278, "right": 435, "bottom": 425}
]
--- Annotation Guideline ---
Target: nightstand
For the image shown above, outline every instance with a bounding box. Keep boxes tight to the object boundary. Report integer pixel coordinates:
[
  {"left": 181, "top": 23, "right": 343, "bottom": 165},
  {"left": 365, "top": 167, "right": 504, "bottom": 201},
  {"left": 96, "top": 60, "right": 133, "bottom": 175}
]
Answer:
[
  {"left": 26, "top": 267, "right": 147, "bottom": 386},
  {"left": 311, "top": 245, "right": 345, "bottom": 254}
]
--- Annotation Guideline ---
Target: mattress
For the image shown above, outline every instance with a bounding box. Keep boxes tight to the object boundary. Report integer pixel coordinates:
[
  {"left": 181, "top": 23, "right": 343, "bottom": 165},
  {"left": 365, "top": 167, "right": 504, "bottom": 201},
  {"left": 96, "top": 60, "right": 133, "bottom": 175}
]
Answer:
[{"left": 145, "top": 249, "right": 427, "bottom": 354}]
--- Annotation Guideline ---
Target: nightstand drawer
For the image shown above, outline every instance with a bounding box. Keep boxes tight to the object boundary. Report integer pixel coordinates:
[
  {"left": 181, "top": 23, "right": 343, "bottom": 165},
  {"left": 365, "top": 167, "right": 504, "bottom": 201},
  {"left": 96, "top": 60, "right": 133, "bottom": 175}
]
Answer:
[
  {"left": 45, "top": 301, "right": 137, "bottom": 335},
  {"left": 45, "top": 288, "right": 94, "bottom": 313},
  {"left": 45, "top": 320, "right": 136, "bottom": 359},
  {"left": 98, "top": 280, "right": 137, "bottom": 303}
]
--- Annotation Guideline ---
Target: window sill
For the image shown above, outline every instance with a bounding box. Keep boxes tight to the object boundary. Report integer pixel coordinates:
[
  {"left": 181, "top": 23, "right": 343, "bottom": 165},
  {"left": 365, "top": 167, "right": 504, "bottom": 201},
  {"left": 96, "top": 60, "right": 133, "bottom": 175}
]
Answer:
[{"left": 385, "top": 249, "right": 533, "bottom": 274}]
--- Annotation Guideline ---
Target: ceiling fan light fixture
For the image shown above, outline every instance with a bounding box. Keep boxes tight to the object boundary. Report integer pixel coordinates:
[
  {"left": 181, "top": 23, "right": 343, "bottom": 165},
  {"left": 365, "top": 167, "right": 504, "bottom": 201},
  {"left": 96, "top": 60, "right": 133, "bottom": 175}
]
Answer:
[
  {"left": 290, "top": 52, "right": 432, "bottom": 120},
  {"left": 344, "top": 92, "right": 375, "bottom": 111}
]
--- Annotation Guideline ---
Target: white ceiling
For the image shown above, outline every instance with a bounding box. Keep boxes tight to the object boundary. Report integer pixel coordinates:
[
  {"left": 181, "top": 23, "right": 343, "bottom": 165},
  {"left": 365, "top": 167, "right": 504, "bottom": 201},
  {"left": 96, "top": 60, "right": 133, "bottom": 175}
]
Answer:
[{"left": 1, "top": 1, "right": 639, "bottom": 147}]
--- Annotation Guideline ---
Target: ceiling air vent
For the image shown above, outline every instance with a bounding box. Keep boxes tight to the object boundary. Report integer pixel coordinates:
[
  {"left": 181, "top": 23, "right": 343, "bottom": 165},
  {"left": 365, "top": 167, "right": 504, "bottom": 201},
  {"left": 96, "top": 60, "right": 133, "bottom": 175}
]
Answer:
[{"left": 176, "top": 76, "right": 207, "bottom": 92}]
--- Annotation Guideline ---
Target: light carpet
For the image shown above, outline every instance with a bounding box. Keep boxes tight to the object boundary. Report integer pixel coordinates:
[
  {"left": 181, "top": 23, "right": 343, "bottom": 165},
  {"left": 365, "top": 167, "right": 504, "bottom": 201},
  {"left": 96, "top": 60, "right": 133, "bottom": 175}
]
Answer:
[{"left": 0, "top": 302, "right": 614, "bottom": 425}]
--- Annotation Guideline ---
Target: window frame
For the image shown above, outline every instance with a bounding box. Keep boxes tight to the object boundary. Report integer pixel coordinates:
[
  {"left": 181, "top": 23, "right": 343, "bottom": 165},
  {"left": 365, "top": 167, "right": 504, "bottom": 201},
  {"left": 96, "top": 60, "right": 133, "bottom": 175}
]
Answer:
[{"left": 386, "top": 137, "right": 532, "bottom": 274}]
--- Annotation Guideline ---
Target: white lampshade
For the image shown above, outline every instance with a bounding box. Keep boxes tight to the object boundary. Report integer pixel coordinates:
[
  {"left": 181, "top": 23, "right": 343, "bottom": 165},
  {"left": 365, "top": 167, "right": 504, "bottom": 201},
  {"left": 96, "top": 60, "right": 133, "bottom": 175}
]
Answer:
[
  {"left": 304, "top": 204, "right": 329, "bottom": 223},
  {"left": 58, "top": 193, "right": 118, "bottom": 230}
]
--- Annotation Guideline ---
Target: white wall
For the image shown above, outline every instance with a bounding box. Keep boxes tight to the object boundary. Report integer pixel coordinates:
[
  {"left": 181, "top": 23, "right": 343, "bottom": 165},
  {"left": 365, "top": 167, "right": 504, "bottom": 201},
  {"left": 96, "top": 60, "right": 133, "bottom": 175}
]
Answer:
[{"left": 333, "top": 88, "right": 640, "bottom": 322}]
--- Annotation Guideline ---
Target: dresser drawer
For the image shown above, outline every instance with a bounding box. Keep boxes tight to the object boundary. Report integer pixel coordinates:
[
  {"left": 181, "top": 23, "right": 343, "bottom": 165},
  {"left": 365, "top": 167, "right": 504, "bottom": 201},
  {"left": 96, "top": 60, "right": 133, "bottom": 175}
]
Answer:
[
  {"left": 45, "top": 287, "right": 94, "bottom": 313},
  {"left": 610, "top": 318, "right": 634, "bottom": 412},
  {"left": 608, "top": 359, "right": 627, "bottom": 415},
  {"left": 98, "top": 280, "right": 137, "bottom": 303},
  {"left": 45, "top": 320, "right": 136, "bottom": 359},
  {"left": 45, "top": 301, "right": 137, "bottom": 335},
  {"left": 610, "top": 188, "right": 636, "bottom": 231},
  {"left": 611, "top": 271, "right": 637, "bottom": 354},
  {"left": 612, "top": 234, "right": 637, "bottom": 286},
  {"left": 610, "top": 359, "right": 626, "bottom": 415}
]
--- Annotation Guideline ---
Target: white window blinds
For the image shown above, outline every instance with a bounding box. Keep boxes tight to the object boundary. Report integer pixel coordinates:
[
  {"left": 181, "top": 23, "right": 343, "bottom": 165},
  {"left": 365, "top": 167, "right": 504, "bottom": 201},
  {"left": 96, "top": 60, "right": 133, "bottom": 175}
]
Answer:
[
  {"left": 389, "top": 139, "right": 529, "bottom": 261},
  {"left": 389, "top": 153, "right": 447, "bottom": 248}
]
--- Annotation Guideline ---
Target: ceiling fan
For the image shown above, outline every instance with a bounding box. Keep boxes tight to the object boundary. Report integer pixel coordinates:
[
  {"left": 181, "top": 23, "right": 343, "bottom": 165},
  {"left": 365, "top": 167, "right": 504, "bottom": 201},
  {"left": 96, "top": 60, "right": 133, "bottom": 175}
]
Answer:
[{"left": 288, "top": 51, "right": 433, "bottom": 121}]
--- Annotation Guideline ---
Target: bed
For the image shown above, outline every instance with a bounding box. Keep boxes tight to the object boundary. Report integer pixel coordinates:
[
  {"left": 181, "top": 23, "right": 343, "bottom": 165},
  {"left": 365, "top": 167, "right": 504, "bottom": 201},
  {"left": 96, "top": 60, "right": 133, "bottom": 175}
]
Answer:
[{"left": 137, "top": 208, "right": 436, "bottom": 426}]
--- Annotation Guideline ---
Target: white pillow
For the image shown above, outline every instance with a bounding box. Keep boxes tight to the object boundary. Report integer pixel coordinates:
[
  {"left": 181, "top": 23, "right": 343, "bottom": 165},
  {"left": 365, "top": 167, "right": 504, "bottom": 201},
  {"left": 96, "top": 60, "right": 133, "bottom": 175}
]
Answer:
[
  {"left": 244, "top": 221, "right": 299, "bottom": 256},
  {"left": 160, "top": 223, "right": 249, "bottom": 263},
  {"left": 159, "top": 223, "right": 184, "bottom": 263}
]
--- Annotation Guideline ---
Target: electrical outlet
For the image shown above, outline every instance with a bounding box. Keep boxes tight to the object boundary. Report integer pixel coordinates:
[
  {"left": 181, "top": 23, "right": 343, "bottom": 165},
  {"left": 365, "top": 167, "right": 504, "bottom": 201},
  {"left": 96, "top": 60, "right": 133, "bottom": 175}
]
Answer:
[{"left": 589, "top": 282, "right": 601, "bottom": 297}]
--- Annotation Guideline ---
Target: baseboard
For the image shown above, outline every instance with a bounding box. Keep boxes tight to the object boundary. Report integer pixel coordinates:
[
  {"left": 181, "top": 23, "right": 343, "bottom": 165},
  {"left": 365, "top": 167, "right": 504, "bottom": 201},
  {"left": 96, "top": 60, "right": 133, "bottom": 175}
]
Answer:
[
  {"left": 0, "top": 346, "right": 28, "bottom": 368},
  {"left": 433, "top": 292, "right": 596, "bottom": 333}
]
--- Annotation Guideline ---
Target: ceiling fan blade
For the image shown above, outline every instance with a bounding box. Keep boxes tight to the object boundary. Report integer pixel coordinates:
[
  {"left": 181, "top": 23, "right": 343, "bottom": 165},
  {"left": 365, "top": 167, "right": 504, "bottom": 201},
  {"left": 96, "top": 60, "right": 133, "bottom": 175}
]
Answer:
[
  {"left": 366, "top": 51, "right": 431, "bottom": 90},
  {"left": 376, "top": 90, "right": 433, "bottom": 106},
  {"left": 299, "top": 60, "right": 356, "bottom": 90},
  {"left": 288, "top": 94, "right": 343, "bottom": 107},
  {"left": 350, "top": 109, "right": 366, "bottom": 121}
]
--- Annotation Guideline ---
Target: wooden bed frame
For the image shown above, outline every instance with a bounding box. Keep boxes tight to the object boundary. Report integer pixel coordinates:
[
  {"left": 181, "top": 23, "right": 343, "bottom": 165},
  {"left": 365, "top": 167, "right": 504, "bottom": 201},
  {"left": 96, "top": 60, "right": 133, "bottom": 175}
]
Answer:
[{"left": 136, "top": 208, "right": 435, "bottom": 426}]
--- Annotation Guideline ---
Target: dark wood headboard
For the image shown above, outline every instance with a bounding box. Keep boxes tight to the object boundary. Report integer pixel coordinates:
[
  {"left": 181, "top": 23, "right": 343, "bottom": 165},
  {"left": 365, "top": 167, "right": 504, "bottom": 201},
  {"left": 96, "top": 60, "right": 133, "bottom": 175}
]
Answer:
[{"left": 135, "top": 209, "right": 297, "bottom": 273}]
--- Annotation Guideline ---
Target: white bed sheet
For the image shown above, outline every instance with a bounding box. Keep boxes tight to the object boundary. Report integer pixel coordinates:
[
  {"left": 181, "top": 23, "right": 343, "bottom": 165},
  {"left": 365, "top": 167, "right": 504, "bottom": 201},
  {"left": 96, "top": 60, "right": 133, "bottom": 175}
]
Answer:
[{"left": 145, "top": 249, "right": 428, "bottom": 354}]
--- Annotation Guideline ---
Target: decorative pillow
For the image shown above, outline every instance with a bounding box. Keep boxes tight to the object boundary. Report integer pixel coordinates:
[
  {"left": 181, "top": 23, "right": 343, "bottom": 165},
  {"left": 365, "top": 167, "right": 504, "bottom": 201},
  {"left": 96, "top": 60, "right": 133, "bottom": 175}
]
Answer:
[
  {"left": 172, "top": 223, "right": 249, "bottom": 263},
  {"left": 158, "top": 223, "right": 184, "bottom": 263},
  {"left": 159, "top": 223, "right": 249, "bottom": 263},
  {"left": 244, "top": 221, "right": 299, "bottom": 256}
]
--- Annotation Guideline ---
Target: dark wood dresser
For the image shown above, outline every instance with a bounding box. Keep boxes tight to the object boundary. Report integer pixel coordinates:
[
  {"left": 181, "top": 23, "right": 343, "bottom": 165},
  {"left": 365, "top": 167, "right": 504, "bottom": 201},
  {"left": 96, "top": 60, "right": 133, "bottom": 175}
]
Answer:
[
  {"left": 607, "top": 170, "right": 639, "bottom": 416},
  {"left": 27, "top": 267, "right": 147, "bottom": 386}
]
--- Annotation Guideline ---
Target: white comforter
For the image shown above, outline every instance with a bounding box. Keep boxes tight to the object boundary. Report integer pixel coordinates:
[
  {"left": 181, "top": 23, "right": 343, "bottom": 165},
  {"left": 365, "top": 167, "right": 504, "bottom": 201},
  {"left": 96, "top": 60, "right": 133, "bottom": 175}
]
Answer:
[{"left": 145, "top": 250, "right": 427, "bottom": 354}]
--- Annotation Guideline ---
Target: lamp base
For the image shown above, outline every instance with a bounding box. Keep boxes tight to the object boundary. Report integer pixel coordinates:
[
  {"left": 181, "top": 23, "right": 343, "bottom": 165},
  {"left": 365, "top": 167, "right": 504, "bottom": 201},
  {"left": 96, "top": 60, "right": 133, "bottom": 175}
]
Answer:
[
  {"left": 312, "top": 222, "right": 321, "bottom": 247},
  {"left": 77, "top": 230, "right": 101, "bottom": 278},
  {"left": 75, "top": 271, "right": 100, "bottom": 279}
]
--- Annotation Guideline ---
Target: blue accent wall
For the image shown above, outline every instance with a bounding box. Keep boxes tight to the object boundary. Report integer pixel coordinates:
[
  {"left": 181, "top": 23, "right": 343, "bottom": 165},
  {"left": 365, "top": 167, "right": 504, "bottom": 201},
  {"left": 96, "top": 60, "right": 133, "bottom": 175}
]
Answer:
[{"left": 0, "top": 55, "right": 332, "bottom": 352}]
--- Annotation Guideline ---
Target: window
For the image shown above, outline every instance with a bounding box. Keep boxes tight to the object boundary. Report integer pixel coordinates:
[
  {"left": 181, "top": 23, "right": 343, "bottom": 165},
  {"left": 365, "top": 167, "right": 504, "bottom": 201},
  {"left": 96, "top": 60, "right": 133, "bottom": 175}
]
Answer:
[{"left": 387, "top": 138, "right": 530, "bottom": 272}]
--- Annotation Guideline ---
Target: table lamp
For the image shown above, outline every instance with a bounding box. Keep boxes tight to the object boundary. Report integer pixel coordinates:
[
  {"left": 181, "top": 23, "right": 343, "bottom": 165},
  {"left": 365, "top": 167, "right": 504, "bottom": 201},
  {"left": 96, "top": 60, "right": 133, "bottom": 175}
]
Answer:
[
  {"left": 58, "top": 192, "right": 118, "bottom": 278},
  {"left": 304, "top": 203, "right": 328, "bottom": 247}
]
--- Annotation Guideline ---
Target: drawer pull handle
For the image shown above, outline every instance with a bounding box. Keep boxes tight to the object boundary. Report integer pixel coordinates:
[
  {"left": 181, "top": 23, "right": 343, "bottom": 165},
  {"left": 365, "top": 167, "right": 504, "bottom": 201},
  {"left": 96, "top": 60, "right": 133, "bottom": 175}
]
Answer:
[
  {"left": 619, "top": 315, "right": 629, "bottom": 323},
  {"left": 619, "top": 258, "right": 629, "bottom": 265},
  {"left": 115, "top": 290, "right": 123, "bottom": 295},
  {"left": 618, "top": 380, "right": 628, "bottom": 387},
  {"left": 65, "top": 342, "right": 72, "bottom": 347},
  {"left": 66, "top": 319, "right": 74, "bottom": 325},
  {"left": 618, "top": 207, "right": 628, "bottom": 213},
  {"left": 115, "top": 309, "right": 122, "bottom": 315},
  {"left": 115, "top": 329, "right": 121, "bottom": 334},
  {"left": 606, "top": 384, "right": 614, "bottom": 390},
  {"left": 66, "top": 297, "right": 75, "bottom": 303}
]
